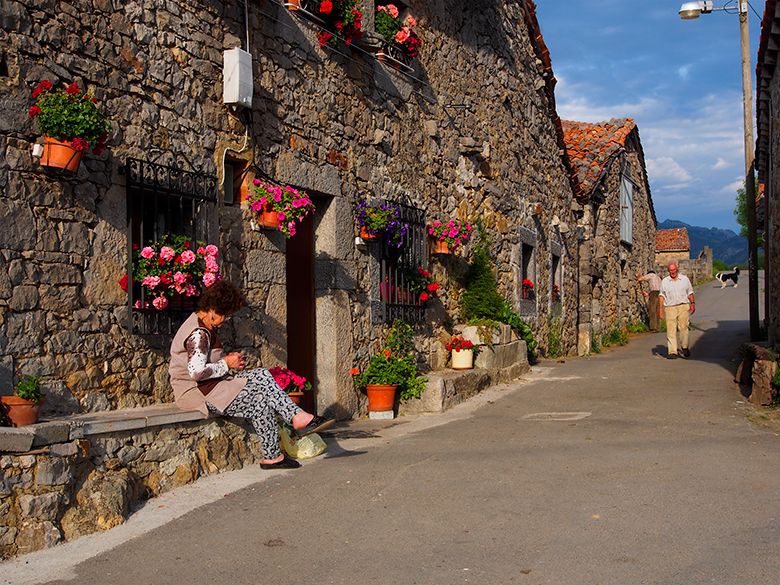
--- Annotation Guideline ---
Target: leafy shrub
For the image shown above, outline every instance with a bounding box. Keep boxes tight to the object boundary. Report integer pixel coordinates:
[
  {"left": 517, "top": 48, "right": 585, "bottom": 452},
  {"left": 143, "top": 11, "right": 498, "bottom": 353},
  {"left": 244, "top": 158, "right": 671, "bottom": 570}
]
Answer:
[
  {"left": 14, "top": 375, "right": 43, "bottom": 404},
  {"left": 546, "top": 316, "right": 563, "bottom": 358},
  {"left": 601, "top": 326, "right": 629, "bottom": 348},
  {"left": 627, "top": 321, "right": 649, "bottom": 334}
]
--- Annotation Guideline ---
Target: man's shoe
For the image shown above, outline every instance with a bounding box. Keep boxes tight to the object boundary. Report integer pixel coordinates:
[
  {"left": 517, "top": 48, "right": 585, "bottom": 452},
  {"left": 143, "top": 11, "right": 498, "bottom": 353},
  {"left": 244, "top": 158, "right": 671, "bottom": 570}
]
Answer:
[
  {"left": 667, "top": 353, "right": 678, "bottom": 360},
  {"left": 294, "top": 416, "right": 335, "bottom": 438},
  {"left": 679, "top": 348, "right": 690, "bottom": 358},
  {"left": 260, "top": 455, "right": 301, "bottom": 470}
]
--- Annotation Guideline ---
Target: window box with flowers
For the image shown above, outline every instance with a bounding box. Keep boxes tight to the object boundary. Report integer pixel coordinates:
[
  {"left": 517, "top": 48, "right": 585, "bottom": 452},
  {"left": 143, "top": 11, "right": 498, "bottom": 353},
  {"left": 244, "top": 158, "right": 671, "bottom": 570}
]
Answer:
[
  {"left": 521, "top": 278, "right": 535, "bottom": 300},
  {"left": 269, "top": 366, "right": 312, "bottom": 405},
  {"left": 446, "top": 335, "right": 476, "bottom": 370},
  {"left": 120, "top": 235, "right": 222, "bottom": 312},
  {"left": 287, "top": 0, "right": 363, "bottom": 49},
  {"left": 428, "top": 219, "right": 473, "bottom": 255},
  {"left": 374, "top": 4, "right": 422, "bottom": 72},
  {"left": 247, "top": 180, "right": 315, "bottom": 238},
  {"left": 353, "top": 193, "right": 409, "bottom": 247},
  {"left": 28, "top": 80, "right": 110, "bottom": 173}
]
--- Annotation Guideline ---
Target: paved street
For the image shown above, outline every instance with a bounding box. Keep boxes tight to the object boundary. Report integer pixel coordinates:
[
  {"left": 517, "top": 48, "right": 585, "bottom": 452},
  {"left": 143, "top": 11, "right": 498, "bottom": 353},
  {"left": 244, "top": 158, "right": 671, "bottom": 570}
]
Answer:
[{"left": 5, "top": 274, "right": 779, "bottom": 585}]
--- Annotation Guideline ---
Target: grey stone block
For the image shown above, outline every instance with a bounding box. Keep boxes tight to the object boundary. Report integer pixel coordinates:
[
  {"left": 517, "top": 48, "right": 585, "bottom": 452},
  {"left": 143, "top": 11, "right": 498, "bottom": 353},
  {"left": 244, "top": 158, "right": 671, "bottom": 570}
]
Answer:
[
  {"left": 0, "top": 428, "right": 35, "bottom": 453},
  {"left": 475, "top": 340, "right": 528, "bottom": 370},
  {"left": 31, "top": 421, "right": 71, "bottom": 447},
  {"left": 368, "top": 410, "right": 394, "bottom": 420}
]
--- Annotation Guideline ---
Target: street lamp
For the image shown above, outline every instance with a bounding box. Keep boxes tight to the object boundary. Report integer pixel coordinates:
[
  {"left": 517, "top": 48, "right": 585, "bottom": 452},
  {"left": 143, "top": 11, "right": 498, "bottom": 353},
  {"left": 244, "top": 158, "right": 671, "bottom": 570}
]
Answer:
[{"left": 679, "top": 0, "right": 760, "bottom": 341}]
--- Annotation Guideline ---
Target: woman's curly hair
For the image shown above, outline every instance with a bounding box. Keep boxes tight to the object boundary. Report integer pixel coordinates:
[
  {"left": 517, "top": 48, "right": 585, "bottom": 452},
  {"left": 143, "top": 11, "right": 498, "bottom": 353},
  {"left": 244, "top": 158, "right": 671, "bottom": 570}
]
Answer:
[{"left": 197, "top": 280, "right": 246, "bottom": 315}]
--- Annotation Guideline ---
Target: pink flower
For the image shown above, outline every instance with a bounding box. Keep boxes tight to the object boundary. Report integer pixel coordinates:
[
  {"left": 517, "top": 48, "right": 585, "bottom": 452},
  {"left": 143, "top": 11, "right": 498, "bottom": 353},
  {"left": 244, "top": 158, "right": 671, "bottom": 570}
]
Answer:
[
  {"left": 387, "top": 4, "right": 399, "bottom": 17},
  {"left": 159, "top": 246, "right": 175, "bottom": 261},
  {"left": 205, "top": 256, "right": 219, "bottom": 274},
  {"left": 203, "top": 272, "right": 217, "bottom": 287},
  {"left": 205, "top": 244, "right": 219, "bottom": 256},
  {"left": 152, "top": 296, "right": 169, "bottom": 310},
  {"left": 141, "top": 246, "right": 155, "bottom": 259},
  {"left": 405, "top": 15, "right": 417, "bottom": 27},
  {"left": 252, "top": 179, "right": 260, "bottom": 186},
  {"left": 250, "top": 200, "right": 262, "bottom": 212},
  {"left": 395, "top": 27, "right": 410, "bottom": 44},
  {"left": 134, "top": 300, "right": 143, "bottom": 309},
  {"left": 287, "top": 221, "right": 297, "bottom": 237},
  {"left": 173, "top": 271, "right": 188, "bottom": 285},
  {"left": 186, "top": 284, "right": 198, "bottom": 297},
  {"left": 142, "top": 276, "right": 161, "bottom": 289},
  {"left": 277, "top": 211, "right": 286, "bottom": 222},
  {"left": 180, "top": 250, "right": 196, "bottom": 264}
]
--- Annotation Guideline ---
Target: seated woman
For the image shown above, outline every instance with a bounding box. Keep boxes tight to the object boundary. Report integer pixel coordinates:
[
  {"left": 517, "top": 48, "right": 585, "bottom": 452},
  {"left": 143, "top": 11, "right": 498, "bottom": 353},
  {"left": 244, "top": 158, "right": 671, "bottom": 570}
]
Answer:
[{"left": 168, "top": 280, "right": 333, "bottom": 469}]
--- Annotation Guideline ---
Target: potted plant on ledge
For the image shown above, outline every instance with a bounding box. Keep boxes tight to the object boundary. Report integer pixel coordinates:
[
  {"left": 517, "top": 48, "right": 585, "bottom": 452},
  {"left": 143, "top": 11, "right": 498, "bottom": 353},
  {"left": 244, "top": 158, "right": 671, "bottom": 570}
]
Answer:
[
  {"left": 353, "top": 194, "right": 409, "bottom": 247},
  {"left": 352, "top": 320, "right": 426, "bottom": 417},
  {"left": 269, "top": 366, "right": 312, "bottom": 406},
  {"left": 374, "top": 4, "right": 422, "bottom": 71},
  {"left": 29, "top": 80, "right": 110, "bottom": 173},
  {"left": 1, "top": 375, "right": 44, "bottom": 427},
  {"left": 446, "top": 335, "right": 476, "bottom": 370}
]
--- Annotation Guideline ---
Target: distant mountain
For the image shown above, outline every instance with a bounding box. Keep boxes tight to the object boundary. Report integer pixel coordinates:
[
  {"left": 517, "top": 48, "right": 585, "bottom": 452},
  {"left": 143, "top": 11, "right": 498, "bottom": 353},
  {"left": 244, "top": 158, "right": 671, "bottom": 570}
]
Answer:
[{"left": 658, "top": 219, "right": 747, "bottom": 266}]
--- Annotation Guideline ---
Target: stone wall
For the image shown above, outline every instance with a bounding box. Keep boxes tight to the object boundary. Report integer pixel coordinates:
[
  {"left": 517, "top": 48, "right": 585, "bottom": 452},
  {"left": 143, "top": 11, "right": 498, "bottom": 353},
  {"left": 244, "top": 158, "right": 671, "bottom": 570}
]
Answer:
[
  {"left": 655, "top": 251, "right": 689, "bottom": 266},
  {"left": 762, "top": 61, "right": 780, "bottom": 348},
  {"left": 654, "top": 246, "right": 713, "bottom": 286},
  {"left": 0, "top": 416, "right": 262, "bottom": 559},
  {"left": 1, "top": 0, "right": 576, "bottom": 419},
  {"left": 576, "top": 131, "right": 656, "bottom": 354}
]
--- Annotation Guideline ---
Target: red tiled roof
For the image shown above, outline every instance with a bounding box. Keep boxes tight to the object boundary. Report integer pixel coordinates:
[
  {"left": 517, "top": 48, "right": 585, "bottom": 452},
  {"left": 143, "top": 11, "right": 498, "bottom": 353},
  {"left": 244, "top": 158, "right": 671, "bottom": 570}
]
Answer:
[
  {"left": 655, "top": 228, "right": 690, "bottom": 252},
  {"left": 561, "top": 118, "right": 637, "bottom": 196}
]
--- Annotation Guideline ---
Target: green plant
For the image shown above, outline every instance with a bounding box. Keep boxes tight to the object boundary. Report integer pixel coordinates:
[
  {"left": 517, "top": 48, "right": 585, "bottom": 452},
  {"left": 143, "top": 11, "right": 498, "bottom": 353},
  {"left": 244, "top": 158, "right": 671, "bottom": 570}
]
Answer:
[
  {"left": 248, "top": 181, "right": 315, "bottom": 238},
  {"left": 459, "top": 227, "right": 537, "bottom": 360},
  {"left": 375, "top": 4, "right": 422, "bottom": 58},
  {"left": 601, "top": 326, "right": 629, "bottom": 348},
  {"left": 14, "top": 375, "right": 43, "bottom": 404},
  {"left": 466, "top": 318, "right": 501, "bottom": 347},
  {"left": 352, "top": 320, "right": 427, "bottom": 401},
  {"left": 29, "top": 80, "right": 110, "bottom": 153},
  {"left": 352, "top": 194, "right": 408, "bottom": 248},
  {"left": 590, "top": 335, "right": 602, "bottom": 354},
  {"left": 547, "top": 315, "right": 563, "bottom": 358},
  {"left": 627, "top": 321, "right": 649, "bottom": 334}
]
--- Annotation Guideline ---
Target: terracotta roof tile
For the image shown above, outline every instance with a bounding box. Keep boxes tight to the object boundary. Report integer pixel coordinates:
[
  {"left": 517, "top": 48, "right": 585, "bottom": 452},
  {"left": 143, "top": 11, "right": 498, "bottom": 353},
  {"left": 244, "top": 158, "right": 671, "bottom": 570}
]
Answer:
[
  {"left": 655, "top": 228, "right": 690, "bottom": 252},
  {"left": 561, "top": 118, "right": 637, "bottom": 196}
]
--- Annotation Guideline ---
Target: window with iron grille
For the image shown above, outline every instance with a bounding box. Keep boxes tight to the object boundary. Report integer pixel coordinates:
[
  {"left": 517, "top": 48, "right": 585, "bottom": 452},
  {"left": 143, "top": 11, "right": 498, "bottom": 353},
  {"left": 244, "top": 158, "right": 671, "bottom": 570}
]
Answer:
[
  {"left": 518, "top": 226, "right": 537, "bottom": 316},
  {"left": 125, "top": 157, "right": 218, "bottom": 339},
  {"left": 372, "top": 201, "right": 428, "bottom": 324}
]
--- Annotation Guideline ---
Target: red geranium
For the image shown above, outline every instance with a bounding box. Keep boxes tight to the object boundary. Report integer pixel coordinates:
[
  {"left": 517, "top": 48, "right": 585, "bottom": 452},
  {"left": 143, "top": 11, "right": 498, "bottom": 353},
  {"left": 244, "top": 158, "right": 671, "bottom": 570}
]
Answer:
[{"left": 446, "top": 335, "right": 474, "bottom": 352}]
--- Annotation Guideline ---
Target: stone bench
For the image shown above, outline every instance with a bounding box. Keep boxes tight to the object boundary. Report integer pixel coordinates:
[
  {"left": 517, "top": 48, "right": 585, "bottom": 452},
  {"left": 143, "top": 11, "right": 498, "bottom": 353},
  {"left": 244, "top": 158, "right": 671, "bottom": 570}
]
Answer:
[
  {"left": 734, "top": 343, "right": 779, "bottom": 406},
  {"left": 0, "top": 404, "right": 263, "bottom": 559}
]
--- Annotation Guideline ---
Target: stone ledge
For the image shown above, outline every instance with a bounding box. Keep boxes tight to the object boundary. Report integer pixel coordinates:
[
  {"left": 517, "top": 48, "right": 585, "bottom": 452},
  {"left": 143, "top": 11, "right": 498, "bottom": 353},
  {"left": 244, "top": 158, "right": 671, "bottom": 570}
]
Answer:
[
  {"left": 1, "top": 405, "right": 206, "bottom": 453},
  {"left": 735, "top": 342, "right": 778, "bottom": 406}
]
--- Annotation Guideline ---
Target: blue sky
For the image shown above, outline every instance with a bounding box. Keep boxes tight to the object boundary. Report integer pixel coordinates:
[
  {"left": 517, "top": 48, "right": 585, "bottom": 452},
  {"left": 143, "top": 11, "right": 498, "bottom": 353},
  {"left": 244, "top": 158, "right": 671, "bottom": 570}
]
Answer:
[{"left": 534, "top": 0, "right": 763, "bottom": 233}]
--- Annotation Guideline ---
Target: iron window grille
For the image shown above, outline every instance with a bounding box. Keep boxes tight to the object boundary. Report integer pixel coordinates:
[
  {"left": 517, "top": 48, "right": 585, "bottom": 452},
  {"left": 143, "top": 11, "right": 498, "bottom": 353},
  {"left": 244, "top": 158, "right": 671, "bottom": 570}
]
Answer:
[
  {"left": 125, "top": 156, "right": 218, "bottom": 340},
  {"left": 373, "top": 201, "right": 428, "bottom": 324}
]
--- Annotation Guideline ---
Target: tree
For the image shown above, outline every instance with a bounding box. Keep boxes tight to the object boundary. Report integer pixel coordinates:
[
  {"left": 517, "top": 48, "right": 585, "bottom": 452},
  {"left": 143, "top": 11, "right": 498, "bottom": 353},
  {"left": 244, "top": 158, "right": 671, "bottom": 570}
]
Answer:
[{"left": 733, "top": 181, "right": 764, "bottom": 246}]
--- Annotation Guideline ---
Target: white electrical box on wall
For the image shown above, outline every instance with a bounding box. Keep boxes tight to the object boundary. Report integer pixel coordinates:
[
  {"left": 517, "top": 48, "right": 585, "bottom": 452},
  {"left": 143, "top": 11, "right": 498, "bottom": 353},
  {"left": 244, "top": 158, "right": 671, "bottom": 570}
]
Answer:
[{"left": 223, "top": 48, "right": 253, "bottom": 108}]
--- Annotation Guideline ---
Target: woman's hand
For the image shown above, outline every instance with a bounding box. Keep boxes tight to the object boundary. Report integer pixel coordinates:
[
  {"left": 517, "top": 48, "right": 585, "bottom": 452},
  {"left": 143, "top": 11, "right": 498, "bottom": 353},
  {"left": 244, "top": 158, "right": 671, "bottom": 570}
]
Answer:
[{"left": 225, "top": 352, "right": 245, "bottom": 370}]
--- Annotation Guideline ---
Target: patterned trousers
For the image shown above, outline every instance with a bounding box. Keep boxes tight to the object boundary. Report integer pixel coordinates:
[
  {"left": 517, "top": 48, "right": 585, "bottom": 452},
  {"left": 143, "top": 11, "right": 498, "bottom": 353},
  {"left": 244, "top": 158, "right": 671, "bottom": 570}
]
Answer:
[{"left": 207, "top": 368, "right": 301, "bottom": 460}]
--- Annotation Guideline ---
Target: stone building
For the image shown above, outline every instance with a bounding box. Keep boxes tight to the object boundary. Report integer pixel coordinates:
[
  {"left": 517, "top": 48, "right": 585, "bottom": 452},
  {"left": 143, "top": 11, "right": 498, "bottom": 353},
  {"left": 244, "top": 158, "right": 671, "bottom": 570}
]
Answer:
[
  {"left": 561, "top": 118, "right": 657, "bottom": 354},
  {"left": 0, "top": 0, "right": 580, "bottom": 421},
  {"left": 756, "top": 0, "right": 780, "bottom": 348},
  {"left": 654, "top": 227, "right": 690, "bottom": 266}
]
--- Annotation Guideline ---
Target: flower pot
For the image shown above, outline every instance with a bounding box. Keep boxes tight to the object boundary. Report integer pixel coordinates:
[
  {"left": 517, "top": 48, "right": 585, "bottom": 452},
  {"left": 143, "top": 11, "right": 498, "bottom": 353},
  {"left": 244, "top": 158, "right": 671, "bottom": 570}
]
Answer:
[
  {"left": 433, "top": 240, "right": 450, "bottom": 255},
  {"left": 360, "top": 226, "right": 379, "bottom": 241},
  {"left": 1, "top": 395, "right": 43, "bottom": 427},
  {"left": 365, "top": 384, "right": 397, "bottom": 412},
  {"left": 284, "top": 0, "right": 301, "bottom": 9},
  {"left": 41, "top": 137, "right": 82, "bottom": 173},
  {"left": 287, "top": 391, "right": 305, "bottom": 406},
  {"left": 259, "top": 203, "right": 280, "bottom": 230},
  {"left": 451, "top": 349, "right": 474, "bottom": 370}
]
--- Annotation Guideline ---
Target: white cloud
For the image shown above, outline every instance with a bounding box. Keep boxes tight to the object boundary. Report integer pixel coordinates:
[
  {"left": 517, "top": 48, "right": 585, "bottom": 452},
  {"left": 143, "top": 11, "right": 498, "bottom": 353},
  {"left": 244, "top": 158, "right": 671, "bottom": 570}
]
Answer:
[
  {"left": 646, "top": 157, "right": 692, "bottom": 183},
  {"left": 713, "top": 158, "right": 730, "bottom": 170},
  {"left": 721, "top": 178, "right": 743, "bottom": 194},
  {"left": 677, "top": 65, "right": 692, "bottom": 81}
]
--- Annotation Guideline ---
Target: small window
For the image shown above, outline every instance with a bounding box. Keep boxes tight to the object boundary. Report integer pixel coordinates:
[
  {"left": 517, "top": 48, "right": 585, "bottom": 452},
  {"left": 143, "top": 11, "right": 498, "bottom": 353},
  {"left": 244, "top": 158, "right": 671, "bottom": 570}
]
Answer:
[
  {"left": 551, "top": 252, "right": 562, "bottom": 314},
  {"left": 223, "top": 159, "right": 248, "bottom": 206},
  {"left": 0, "top": 52, "right": 9, "bottom": 78},
  {"left": 517, "top": 226, "right": 537, "bottom": 316},
  {"left": 620, "top": 174, "right": 634, "bottom": 245}
]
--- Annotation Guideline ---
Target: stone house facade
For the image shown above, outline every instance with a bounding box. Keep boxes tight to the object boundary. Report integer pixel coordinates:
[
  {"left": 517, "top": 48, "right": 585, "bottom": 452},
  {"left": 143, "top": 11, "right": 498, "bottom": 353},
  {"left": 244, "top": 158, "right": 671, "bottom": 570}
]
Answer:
[
  {"left": 756, "top": 0, "right": 780, "bottom": 348},
  {"left": 562, "top": 118, "right": 657, "bottom": 355},
  {"left": 0, "top": 0, "right": 580, "bottom": 420}
]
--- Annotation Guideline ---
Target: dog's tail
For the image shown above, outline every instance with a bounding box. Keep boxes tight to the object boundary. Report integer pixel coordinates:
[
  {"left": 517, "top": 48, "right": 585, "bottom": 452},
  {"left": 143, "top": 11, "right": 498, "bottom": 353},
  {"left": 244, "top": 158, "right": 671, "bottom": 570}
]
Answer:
[{"left": 734, "top": 267, "right": 740, "bottom": 275}]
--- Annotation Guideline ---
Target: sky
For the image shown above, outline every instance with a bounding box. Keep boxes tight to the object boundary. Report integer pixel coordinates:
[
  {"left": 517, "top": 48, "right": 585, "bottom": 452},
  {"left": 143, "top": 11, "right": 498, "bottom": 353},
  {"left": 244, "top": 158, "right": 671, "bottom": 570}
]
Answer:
[{"left": 534, "top": 0, "right": 764, "bottom": 233}]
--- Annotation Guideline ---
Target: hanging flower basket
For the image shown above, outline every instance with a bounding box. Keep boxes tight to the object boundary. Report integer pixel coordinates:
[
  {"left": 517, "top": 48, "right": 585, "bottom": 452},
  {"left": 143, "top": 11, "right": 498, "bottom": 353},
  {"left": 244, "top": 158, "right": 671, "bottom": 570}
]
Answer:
[
  {"left": 428, "top": 219, "right": 473, "bottom": 255},
  {"left": 247, "top": 180, "right": 315, "bottom": 238},
  {"left": 41, "top": 137, "right": 83, "bottom": 173},
  {"left": 374, "top": 4, "right": 421, "bottom": 72},
  {"left": 433, "top": 240, "right": 450, "bottom": 255}
]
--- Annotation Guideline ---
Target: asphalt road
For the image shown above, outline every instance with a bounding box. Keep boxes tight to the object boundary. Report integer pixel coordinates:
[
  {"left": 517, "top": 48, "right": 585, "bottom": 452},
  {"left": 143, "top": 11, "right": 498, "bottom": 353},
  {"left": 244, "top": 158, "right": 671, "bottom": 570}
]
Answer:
[{"left": 5, "top": 273, "right": 778, "bottom": 585}]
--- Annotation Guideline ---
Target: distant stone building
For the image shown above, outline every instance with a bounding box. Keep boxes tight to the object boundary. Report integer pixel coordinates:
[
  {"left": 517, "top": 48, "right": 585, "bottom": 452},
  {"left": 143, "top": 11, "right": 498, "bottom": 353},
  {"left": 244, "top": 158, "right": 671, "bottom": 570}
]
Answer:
[
  {"left": 562, "top": 118, "right": 657, "bottom": 354},
  {"left": 756, "top": 0, "right": 780, "bottom": 348},
  {"left": 0, "top": 0, "right": 580, "bottom": 420},
  {"left": 655, "top": 228, "right": 691, "bottom": 265}
]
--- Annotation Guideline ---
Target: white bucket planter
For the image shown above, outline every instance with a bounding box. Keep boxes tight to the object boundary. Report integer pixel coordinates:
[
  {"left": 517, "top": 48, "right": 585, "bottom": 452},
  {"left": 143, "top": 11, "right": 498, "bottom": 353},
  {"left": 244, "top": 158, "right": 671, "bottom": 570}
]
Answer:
[{"left": 451, "top": 348, "right": 474, "bottom": 370}]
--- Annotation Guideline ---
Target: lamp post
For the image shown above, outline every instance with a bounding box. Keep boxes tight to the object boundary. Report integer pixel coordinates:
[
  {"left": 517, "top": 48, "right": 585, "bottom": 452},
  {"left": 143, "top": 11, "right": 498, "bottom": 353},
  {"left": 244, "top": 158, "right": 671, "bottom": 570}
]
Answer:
[{"left": 679, "top": 0, "right": 760, "bottom": 341}]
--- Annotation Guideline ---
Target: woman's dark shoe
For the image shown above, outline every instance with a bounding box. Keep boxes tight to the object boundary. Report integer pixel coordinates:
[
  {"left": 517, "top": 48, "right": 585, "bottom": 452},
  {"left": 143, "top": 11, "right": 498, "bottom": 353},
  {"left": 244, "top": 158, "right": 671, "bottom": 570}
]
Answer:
[
  {"left": 294, "top": 415, "right": 335, "bottom": 438},
  {"left": 260, "top": 455, "right": 301, "bottom": 470}
]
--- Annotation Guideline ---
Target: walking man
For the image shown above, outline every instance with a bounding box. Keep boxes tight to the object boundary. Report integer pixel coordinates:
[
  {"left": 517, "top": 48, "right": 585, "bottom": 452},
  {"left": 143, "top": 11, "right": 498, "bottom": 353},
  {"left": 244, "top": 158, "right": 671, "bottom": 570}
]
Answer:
[
  {"left": 658, "top": 262, "right": 695, "bottom": 359},
  {"left": 636, "top": 270, "right": 662, "bottom": 332}
]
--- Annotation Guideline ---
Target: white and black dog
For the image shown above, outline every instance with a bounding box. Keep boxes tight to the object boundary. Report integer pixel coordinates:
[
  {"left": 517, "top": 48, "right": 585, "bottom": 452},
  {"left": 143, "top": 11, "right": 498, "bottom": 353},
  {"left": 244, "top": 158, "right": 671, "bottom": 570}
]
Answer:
[{"left": 715, "top": 267, "right": 740, "bottom": 288}]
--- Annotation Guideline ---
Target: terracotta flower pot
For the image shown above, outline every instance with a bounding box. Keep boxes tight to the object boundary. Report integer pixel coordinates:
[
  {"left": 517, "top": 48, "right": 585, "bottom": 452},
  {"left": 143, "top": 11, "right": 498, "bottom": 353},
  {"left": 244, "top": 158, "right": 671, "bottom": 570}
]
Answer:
[
  {"left": 41, "top": 137, "right": 83, "bottom": 173},
  {"left": 259, "top": 203, "right": 280, "bottom": 230},
  {"left": 433, "top": 240, "right": 450, "bottom": 255},
  {"left": 360, "top": 226, "right": 379, "bottom": 241},
  {"left": 287, "top": 391, "right": 305, "bottom": 406},
  {"left": 284, "top": 0, "right": 301, "bottom": 9},
  {"left": 451, "top": 349, "right": 474, "bottom": 370},
  {"left": 365, "top": 384, "right": 397, "bottom": 412},
  {"left": 1, "top": 395, "right": 43, "bottom": 427}
]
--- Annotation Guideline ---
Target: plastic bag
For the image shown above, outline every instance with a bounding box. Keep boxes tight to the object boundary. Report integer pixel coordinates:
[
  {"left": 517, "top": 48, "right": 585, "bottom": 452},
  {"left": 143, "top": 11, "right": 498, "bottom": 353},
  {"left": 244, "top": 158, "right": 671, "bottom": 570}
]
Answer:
[{"left": 279, "top": 424, "right": 327, "bottom": 460}]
